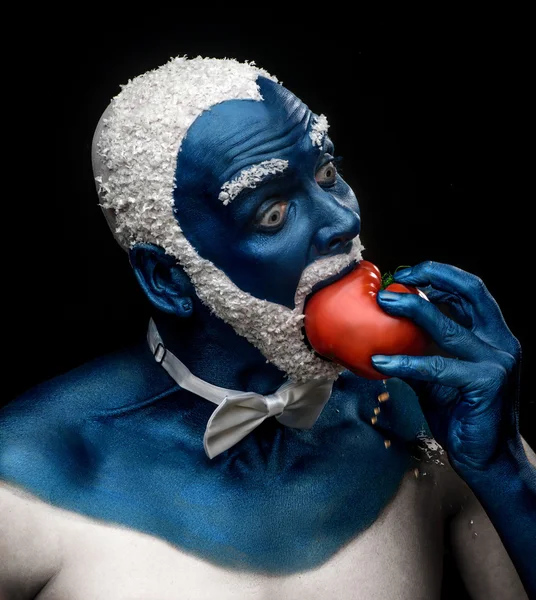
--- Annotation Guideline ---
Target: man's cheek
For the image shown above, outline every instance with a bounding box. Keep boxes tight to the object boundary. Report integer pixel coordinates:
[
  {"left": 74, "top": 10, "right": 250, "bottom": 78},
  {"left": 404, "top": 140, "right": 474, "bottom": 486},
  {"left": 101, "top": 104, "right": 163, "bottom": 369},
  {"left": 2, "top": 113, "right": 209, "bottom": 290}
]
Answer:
[{"left": 239, "top": 235, "right": 306, "bottom": 285}]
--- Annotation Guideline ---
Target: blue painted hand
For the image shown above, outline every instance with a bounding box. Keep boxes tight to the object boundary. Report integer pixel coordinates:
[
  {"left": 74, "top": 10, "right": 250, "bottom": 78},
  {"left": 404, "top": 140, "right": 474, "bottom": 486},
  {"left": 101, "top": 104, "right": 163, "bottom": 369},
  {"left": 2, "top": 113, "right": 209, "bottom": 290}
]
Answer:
[{"left": 371, "top": 260, "right": 521, "bottom": 476}]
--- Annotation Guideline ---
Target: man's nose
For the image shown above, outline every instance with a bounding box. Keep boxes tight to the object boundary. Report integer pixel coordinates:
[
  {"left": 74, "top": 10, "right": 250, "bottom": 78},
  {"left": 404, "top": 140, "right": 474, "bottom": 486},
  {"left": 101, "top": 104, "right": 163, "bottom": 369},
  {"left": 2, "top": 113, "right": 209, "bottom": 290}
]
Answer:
[{"left": 312, "top": 199, "right": 361, "bottom": 256}]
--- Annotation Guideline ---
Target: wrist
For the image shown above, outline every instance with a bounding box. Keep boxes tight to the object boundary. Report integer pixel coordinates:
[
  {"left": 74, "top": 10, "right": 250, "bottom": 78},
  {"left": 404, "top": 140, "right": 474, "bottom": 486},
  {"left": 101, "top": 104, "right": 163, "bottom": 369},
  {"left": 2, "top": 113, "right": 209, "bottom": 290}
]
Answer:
[{"left": 457, "top": 436, "right": 535, "bottom": 495}]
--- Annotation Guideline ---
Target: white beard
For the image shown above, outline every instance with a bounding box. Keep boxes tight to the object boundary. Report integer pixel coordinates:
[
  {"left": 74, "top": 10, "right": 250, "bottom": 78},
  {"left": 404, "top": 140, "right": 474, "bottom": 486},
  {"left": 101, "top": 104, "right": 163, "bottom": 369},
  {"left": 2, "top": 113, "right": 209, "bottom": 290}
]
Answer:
[
  {"left": 167, "top": 232, "right": 364, "bottom": 383},
  {"left": 92, "top": 56, "right": 363, "bottom": 382}
]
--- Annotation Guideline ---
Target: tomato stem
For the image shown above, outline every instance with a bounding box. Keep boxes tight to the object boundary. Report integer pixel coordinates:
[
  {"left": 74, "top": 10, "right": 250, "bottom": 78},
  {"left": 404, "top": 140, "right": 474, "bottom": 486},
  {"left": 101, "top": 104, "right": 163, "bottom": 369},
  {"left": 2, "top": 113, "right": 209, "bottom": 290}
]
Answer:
[{"left": 381, "top": 265, "right": 412, "bottom": 290}]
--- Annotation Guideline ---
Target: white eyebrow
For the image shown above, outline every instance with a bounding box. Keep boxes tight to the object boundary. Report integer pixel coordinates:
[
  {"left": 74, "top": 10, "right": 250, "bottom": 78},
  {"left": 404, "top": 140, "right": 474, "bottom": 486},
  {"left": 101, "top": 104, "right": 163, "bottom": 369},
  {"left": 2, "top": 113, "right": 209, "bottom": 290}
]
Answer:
[
  {"left": 218, "top": 158, "right": 289, "bottom": 205},
  {"left": 309, "top": 114, "right": 329, "bottom": 148}
]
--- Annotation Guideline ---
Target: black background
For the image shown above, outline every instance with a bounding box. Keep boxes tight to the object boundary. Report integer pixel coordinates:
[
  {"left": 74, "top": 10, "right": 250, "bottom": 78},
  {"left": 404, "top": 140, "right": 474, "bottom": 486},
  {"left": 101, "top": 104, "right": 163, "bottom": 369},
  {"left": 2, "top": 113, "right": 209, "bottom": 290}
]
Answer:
[
  {"left": 7, "top": 26, "right": 532, "bottom": 428},
  {"left": 3, "top": 22, "right": 533, "bottom": 598}
]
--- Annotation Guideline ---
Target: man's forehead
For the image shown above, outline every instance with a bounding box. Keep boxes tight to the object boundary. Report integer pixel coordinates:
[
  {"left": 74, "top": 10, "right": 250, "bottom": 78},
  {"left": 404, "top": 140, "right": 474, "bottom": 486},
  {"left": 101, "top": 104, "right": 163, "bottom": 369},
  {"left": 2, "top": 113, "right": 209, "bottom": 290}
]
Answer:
[
  {"left": 218, "top": 130, "right": 333, "bottom": 207},
  {"left": 175, "top": 78, "right": 327, "bottom": 196},
  {"left": 95, "top": 56, "right": 288, "bottom": 251}
]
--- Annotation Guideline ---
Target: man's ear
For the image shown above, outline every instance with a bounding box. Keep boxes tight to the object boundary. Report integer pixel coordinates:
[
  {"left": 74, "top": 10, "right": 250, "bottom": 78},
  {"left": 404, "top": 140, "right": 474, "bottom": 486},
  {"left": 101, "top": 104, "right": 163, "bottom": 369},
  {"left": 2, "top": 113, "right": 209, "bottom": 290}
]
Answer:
[{"left": 129, "top": 243, "right": 194, "bottom": 318}]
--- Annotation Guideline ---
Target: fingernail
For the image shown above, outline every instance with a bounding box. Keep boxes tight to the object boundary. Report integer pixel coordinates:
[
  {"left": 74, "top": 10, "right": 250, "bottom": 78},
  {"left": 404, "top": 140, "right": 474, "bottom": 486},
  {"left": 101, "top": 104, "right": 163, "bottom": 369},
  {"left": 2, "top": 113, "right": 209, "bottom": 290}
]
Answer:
[
  {"left": 377, "top": 291, "right": 399, "bottom": 302},
  {"left": 372, "top": 355, "right": 392, "bottom": 366},
  {"left": 394, "top": 267, "right": 412, "bottom": 280}
]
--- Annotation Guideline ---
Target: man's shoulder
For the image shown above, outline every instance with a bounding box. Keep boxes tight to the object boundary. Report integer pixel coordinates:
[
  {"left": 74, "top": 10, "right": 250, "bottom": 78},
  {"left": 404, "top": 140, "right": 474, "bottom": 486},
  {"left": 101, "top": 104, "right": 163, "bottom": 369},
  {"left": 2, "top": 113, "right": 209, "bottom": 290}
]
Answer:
[
  {"left": 0, "top": 481, "right": 63, "bottom": 598},
  {"left": 0, "top": 342, "right": 179, "bottom": 499},
  {"left": 1, "top": 342, "right": 176, "bottom": 424}
]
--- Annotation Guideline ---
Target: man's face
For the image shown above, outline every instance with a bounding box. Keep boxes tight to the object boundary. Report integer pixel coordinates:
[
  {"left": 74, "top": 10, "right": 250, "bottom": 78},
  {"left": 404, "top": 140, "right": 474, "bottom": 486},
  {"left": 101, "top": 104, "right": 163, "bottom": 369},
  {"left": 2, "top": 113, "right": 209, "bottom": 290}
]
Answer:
[{"left": 172, "top": 77, "right": 361, "bottom": 309}]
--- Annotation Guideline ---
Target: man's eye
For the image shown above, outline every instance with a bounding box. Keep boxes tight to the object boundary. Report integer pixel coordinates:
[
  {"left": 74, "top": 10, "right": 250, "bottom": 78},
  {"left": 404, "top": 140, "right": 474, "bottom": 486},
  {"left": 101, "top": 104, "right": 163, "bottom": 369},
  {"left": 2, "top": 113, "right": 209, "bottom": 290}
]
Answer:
[
  {"left": 258, "top": 201, "right": 289, "bottom": 228},
  {"left": 315, "top": 161, "right": 338, "bottom": 185}
]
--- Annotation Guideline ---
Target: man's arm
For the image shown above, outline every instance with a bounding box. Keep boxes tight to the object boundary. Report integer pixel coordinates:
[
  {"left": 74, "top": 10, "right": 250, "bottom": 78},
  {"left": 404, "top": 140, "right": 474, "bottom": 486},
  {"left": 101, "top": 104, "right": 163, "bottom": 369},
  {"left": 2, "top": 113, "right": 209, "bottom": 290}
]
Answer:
[
  {"left": 448, "top": 437, "right": 535, "bottom": 600},
  {"left": 456, "top": 436, "right": 535, "bottom": 597},
  {"left": 370, "top": 261, "right": 536, "bottom": 597},
  {"left": 0, "top": 482, "right": 62, "bottom": 600}
]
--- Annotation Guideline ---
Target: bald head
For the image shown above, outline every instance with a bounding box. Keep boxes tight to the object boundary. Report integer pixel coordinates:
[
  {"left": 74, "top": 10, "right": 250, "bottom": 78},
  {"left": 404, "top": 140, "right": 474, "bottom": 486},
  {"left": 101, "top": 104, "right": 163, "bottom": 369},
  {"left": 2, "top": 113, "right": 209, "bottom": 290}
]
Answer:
[{"left": 92, "top": 56, "right": 279, "bottom": 251}]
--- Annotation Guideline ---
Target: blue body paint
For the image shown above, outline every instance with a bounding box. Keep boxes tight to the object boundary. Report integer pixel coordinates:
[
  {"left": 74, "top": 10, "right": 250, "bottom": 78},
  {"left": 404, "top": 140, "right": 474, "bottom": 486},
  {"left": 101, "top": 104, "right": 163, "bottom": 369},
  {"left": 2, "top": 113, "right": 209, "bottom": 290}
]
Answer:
[
  {"left": 0, "top": 345, "right": 427, "bottom": 573},
  {"left": 173, "top": 77, "right": 360, "bottom": 309},
  {"left": 373, "top": 261, "right": 536, "bottom": 595},
  {"left": 0, "top": 74, "right": 431, "bottom": 574}
]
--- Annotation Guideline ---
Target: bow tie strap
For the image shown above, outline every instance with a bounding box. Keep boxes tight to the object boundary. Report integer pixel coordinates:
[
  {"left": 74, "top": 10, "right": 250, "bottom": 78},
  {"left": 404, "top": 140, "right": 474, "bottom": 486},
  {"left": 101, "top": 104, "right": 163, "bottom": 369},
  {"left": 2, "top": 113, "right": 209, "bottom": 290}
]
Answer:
[
  {"left": 148, "top": 318, "right": 226, "bottom": 406},
  {"left": 147, "top": 319, "right": 335, "bottom": 459}
]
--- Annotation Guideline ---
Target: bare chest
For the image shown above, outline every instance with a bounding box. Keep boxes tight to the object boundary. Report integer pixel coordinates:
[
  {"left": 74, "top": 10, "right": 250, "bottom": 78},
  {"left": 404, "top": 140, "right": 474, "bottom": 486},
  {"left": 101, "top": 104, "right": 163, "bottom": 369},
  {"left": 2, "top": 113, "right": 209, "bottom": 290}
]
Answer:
[{"left": 39, "top": 468, "right": 450, "bottom": 600}]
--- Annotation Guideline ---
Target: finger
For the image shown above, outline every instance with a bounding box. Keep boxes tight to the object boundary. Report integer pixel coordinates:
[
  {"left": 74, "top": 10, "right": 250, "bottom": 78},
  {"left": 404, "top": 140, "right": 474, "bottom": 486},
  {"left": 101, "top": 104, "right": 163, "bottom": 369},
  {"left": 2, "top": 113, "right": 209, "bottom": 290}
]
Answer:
[
  {"left": 377, "top": 290, "right": 490, "bottom": 361},
  {"left": 394, "top": 261, "right": 497, "bottom": 316},
  {"left": 418, "top": 286, "right": 452, "bottom": 302},
  {"left": 394, "top": 261, "right": 518, "bottom": 356},
  {"left": 418, "top": 287, "right": 473, "bottom": 329},
  {"left": 370, "top": 354, "right": 504, "bottom": 394}
]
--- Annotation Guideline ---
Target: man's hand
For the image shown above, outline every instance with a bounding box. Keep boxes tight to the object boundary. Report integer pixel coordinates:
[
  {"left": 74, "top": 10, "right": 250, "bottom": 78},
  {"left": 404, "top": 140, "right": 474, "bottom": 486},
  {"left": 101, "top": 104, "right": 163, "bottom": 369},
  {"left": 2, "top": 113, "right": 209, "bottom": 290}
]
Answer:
[
  {"left": 370, "top": 260, "right": 521, "bottom": 477},
  {"left": 370, "top": 260, "right": 536, "bottom": 596}
]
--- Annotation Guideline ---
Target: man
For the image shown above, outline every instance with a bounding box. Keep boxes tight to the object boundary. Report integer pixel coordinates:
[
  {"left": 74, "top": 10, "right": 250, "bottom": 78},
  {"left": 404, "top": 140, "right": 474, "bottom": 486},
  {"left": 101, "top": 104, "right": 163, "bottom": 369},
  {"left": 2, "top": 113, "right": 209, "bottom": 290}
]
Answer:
[{"left": 0, "top": 56, "right": 534, "bottom": 599}]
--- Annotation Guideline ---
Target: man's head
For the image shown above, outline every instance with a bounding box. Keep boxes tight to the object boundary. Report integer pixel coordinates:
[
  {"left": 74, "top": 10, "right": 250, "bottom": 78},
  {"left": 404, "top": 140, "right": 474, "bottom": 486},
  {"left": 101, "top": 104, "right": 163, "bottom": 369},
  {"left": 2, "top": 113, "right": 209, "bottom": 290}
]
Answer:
[{"left": 93, "top": 56, "right": 363, "bottom": 382}]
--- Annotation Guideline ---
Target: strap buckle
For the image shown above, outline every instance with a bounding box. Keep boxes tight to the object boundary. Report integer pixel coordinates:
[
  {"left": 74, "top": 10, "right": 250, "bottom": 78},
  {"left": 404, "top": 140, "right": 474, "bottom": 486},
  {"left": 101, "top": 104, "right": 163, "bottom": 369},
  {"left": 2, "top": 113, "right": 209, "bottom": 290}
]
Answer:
[{"left": 154, "top": 342, "right": 166, "bottom": 364}]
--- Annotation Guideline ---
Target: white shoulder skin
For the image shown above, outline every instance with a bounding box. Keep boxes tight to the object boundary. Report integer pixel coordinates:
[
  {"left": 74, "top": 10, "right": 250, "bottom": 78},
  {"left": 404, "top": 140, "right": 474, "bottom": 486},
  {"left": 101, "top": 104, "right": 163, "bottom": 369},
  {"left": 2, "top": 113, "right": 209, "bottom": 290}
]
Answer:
[
  {"left": 0, "top": 483, "right": 62, "bottom": 600},
  {"left": 0, "top": 439, "right": 533, "bottom": 600},
  {"left": 447, "top": 437, "right": 535, "bottom": 600}
]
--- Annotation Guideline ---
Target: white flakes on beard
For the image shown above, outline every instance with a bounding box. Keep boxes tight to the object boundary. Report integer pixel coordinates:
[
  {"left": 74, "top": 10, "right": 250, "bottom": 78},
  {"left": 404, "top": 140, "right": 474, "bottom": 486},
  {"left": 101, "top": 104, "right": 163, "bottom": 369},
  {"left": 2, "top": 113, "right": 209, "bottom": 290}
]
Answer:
[{"left": 167, "top": 232, "right": 364, "bottom": 383}]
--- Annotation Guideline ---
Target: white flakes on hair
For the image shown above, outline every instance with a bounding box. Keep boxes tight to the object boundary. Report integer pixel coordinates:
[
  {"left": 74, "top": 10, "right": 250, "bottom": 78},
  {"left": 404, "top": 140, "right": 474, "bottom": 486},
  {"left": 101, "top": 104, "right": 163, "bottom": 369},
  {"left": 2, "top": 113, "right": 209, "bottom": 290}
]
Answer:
[
  {"left": 95, "top": 55, "right": 277, "bottom": 250},
  {"left": 309, "top": 114, "right": 329, "bottom": 148},
  {"left": 218, "top": 159, "right": 289, "bottom": 205}
]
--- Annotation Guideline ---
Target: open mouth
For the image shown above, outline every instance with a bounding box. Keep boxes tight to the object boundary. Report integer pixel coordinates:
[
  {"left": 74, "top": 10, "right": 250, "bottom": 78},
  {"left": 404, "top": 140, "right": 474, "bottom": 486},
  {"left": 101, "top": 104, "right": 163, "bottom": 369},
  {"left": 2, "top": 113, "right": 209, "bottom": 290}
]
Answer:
[
  {"left": 302, "top": 258, "right": 359, "bottom": 313},
  {"left": 299, "top": 257, "right": 359, "bottom": 363},
  {"left": 293, "top": 235, "right": 364, "bottom": 321}
]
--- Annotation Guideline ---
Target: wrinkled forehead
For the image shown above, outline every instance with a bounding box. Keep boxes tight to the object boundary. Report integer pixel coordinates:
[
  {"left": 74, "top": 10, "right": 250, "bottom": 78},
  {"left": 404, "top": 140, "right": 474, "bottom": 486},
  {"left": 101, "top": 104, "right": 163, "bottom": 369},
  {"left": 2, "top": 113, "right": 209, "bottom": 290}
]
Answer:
[
  {"left": 174, "top": 77, "right": 319, "bottom": 200},
  {"left": 92, "top": 58, "right": 328, "bottom": 252}
]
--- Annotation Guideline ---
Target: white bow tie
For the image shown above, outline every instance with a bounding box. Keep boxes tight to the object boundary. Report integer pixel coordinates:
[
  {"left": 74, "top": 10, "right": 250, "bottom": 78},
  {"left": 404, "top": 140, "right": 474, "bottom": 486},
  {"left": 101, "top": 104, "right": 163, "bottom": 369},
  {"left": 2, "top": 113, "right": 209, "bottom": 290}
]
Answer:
[{"left": 147, "top": 319, "right": 335, "bottom": 459}]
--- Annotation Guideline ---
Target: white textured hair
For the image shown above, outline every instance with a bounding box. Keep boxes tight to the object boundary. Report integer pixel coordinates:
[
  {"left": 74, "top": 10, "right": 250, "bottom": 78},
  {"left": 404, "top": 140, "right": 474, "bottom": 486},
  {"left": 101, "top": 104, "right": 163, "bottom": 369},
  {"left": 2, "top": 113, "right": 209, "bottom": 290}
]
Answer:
[{"left": 93, "top": 56, "right": 362, "bottom": 382}]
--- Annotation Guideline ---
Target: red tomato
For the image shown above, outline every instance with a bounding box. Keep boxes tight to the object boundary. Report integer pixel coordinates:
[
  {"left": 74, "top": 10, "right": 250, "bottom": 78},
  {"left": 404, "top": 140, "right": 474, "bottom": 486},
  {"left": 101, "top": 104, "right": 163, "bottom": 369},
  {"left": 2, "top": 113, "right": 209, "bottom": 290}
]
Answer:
[{"left": 304, "top": 260, "right": 430, "bottom": 380}]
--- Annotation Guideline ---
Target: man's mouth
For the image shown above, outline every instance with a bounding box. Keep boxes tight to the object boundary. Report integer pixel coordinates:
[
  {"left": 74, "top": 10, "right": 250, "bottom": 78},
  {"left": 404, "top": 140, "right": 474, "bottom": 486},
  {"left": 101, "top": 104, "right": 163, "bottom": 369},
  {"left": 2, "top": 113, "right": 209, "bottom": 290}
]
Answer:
[
  {"left": 302, "top": 258, "right": 358, "bottom": 313},
  {"left": 298, "top": 258, "right": 359, "bottom": 363},
  {"left": 293, "top": 236, "right": 364, "bottom": 317}
]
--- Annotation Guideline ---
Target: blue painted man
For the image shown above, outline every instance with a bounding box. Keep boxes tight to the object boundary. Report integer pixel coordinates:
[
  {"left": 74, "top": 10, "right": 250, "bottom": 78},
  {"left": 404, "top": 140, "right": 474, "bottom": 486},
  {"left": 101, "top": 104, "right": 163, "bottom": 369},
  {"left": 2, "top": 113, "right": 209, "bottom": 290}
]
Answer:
[{"left": 0, "top": 57, "right": 534, "bottom": 599}]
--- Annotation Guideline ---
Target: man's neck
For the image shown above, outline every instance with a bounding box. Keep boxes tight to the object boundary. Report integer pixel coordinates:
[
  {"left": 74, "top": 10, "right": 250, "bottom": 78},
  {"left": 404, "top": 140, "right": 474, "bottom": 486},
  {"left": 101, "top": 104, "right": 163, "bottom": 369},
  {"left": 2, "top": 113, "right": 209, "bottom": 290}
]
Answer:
[{"left": 151, "top": 302, "right": 288, "bottom": 396}]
